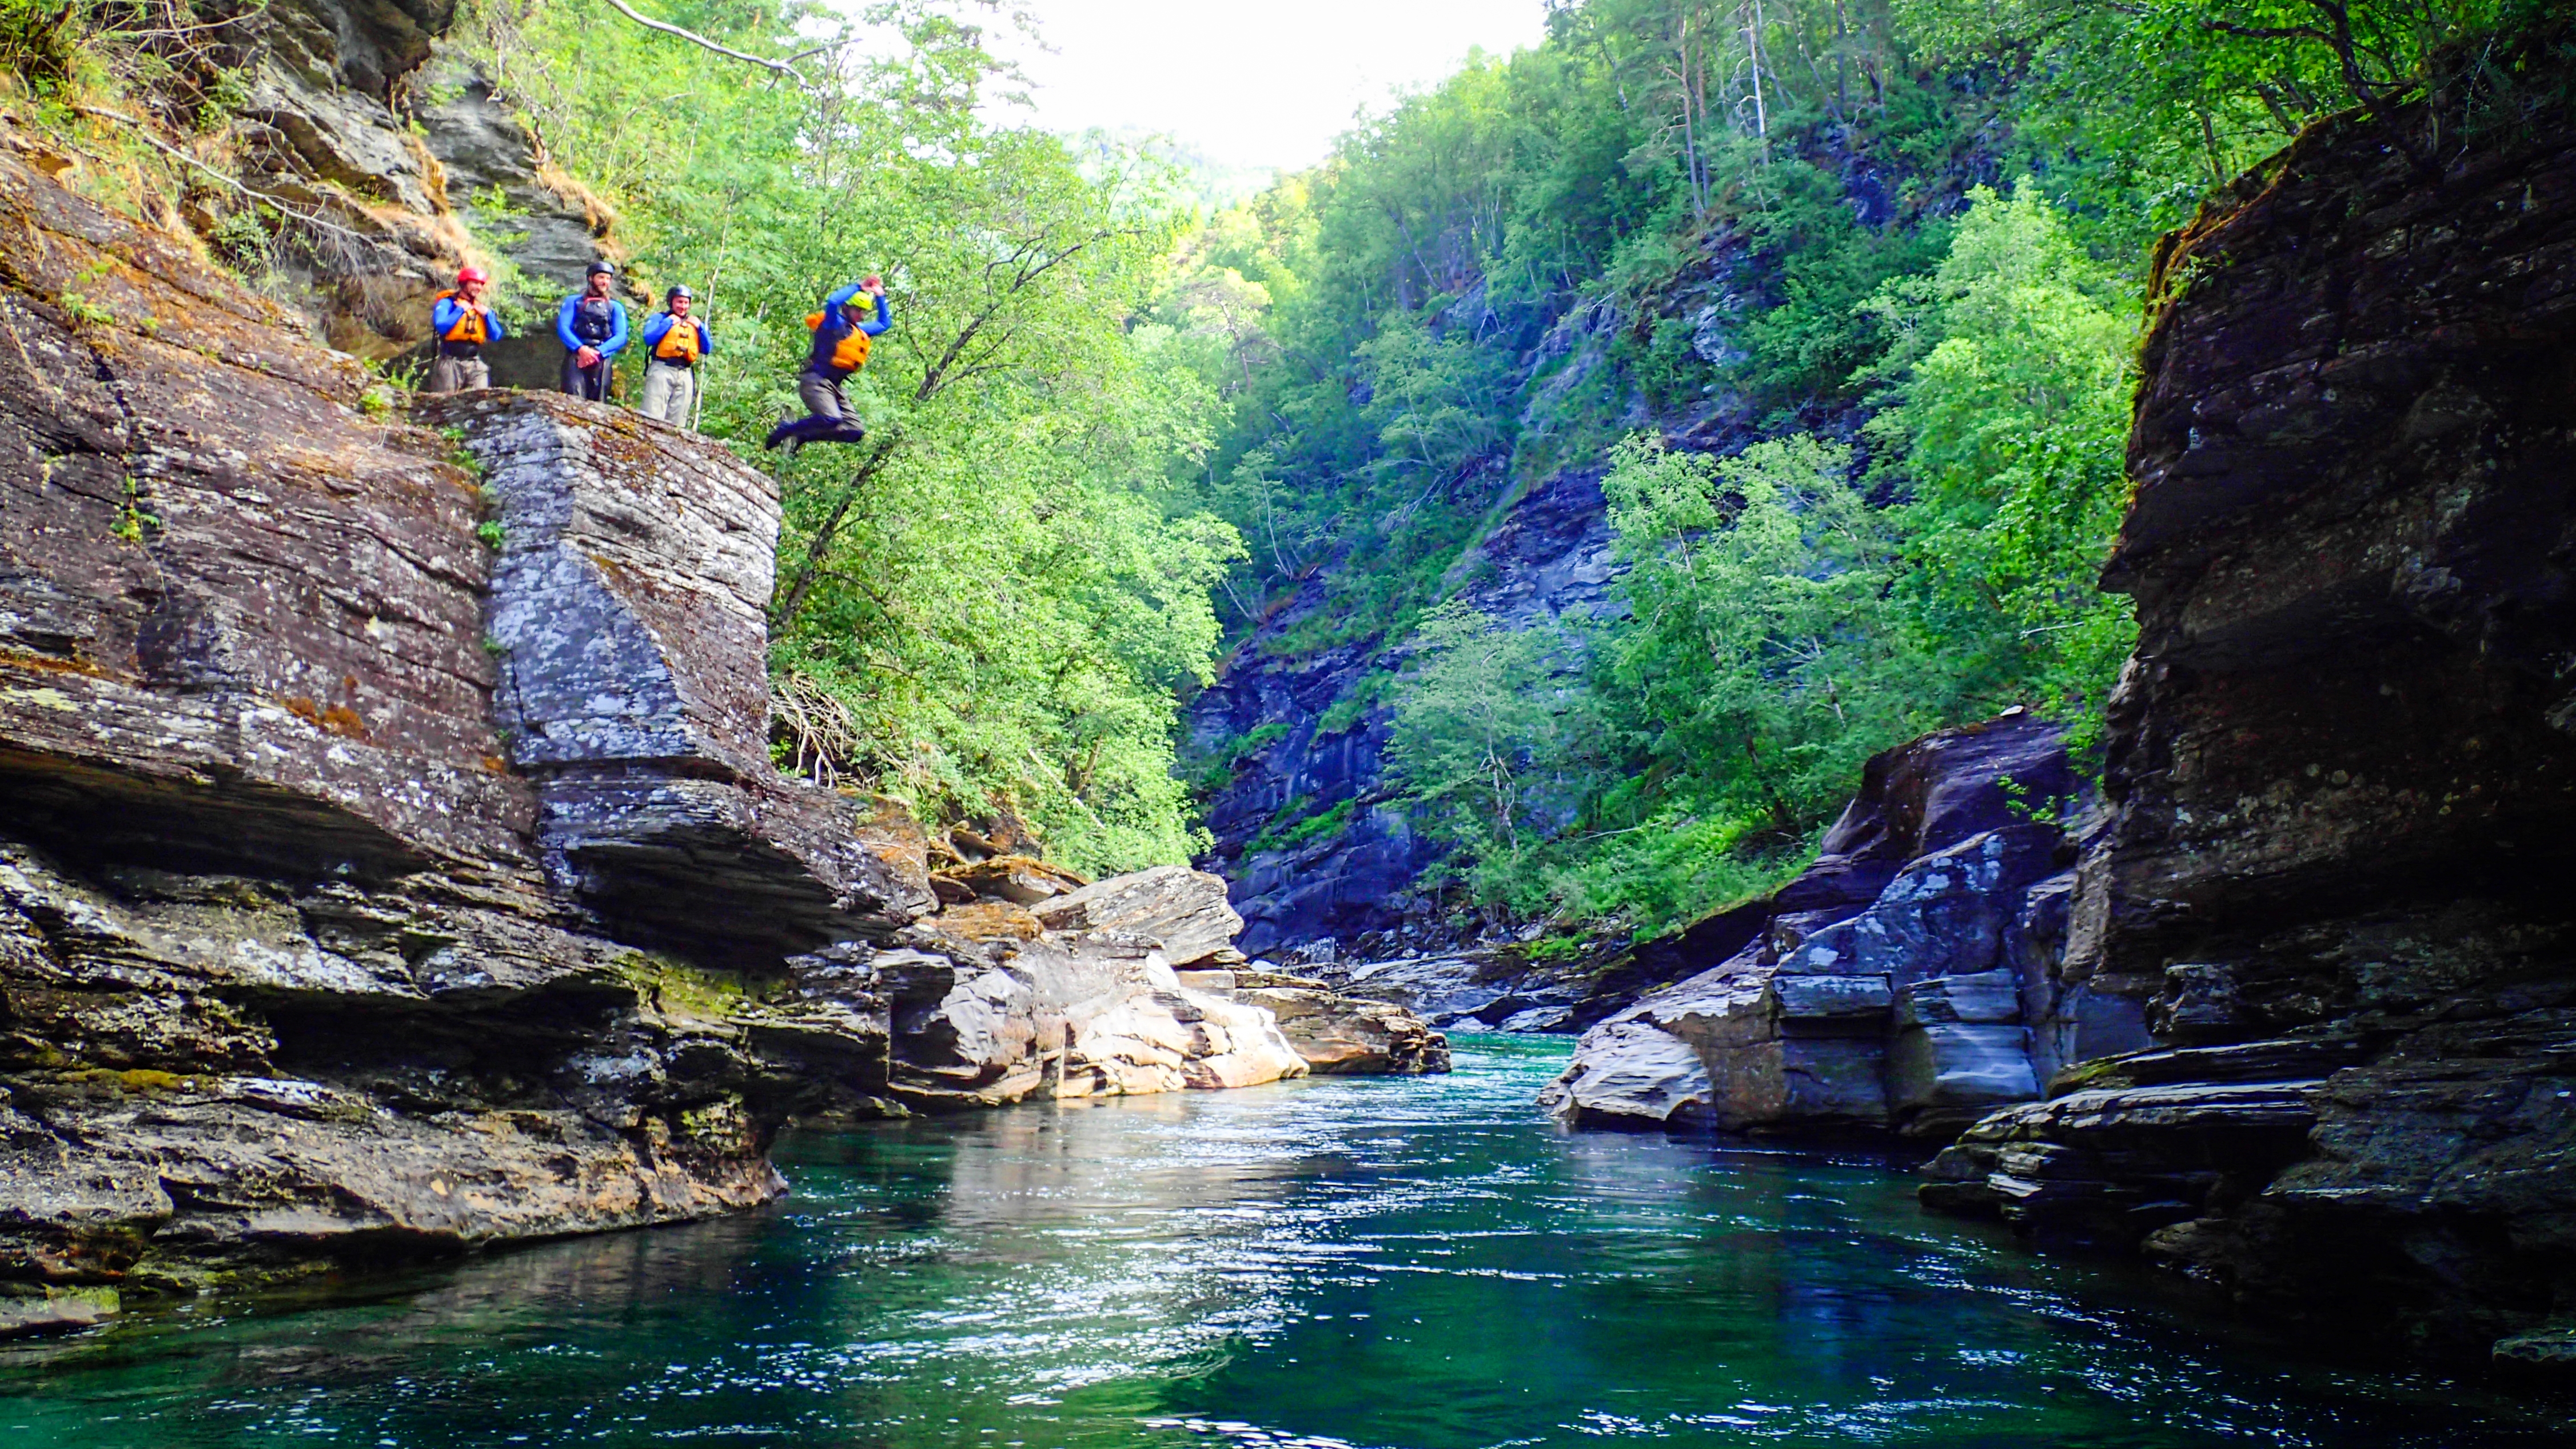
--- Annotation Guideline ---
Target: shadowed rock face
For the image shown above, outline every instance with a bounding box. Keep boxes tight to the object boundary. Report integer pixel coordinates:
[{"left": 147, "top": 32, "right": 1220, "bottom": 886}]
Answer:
[
  {"left": 211, "top": 0, "right": 615, "bottom": 363},
  {"left": 1922, "top": 46, "right": 2576, "bottom": 1362},
  {"left": 1191, "top": 464, "right": 1624, "bottom": 960},
  {"left": 1541, "top": 711, "right": 2100, "bottom": 1137}
]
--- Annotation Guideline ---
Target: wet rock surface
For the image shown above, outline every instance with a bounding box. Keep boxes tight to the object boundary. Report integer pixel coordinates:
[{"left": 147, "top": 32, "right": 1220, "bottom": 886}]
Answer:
[
  {"left": 1541, "top": 712, "right": 2095, "bottom": 1136},
  {"left": 1920, "top": 48, "right": 2576, "bottom": 1362}
]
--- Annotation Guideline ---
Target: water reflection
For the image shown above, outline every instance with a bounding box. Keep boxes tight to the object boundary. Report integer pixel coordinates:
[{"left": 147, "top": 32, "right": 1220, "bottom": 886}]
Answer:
[{"left": 0, "top": 1036, "right": 2566, "bottom": 1447}]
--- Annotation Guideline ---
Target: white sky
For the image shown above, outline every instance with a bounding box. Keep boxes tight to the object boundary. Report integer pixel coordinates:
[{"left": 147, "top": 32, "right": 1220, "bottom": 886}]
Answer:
[{"left": 999, "top": 0, "right": 1552, "bottom": 173}]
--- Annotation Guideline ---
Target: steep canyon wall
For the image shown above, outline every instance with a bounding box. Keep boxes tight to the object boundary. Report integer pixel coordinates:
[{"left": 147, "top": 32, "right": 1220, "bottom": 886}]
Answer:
[
  {"left": 1919, "top": 63, "right": 2576, "bottom": 1363},
  {"left": 1542, "top": 49, "right": 2576, "bottom": 1365}
]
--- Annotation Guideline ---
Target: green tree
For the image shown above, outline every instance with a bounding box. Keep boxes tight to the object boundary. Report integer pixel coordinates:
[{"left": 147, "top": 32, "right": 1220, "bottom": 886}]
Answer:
[
  {"left": 1859, "top": 181, "right": 2139, "bottom": 727},
  {"left": 1597, "top": 433, "right": 1931, "bottom": 840},
  {"left": 1386, "top": 602, "right": 1592, "bottom": 904}
]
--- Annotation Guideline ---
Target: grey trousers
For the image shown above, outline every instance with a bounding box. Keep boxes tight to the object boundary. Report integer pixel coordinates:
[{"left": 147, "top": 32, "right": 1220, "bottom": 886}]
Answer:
[
  {"left": 797, "top": 370, "right": 850, "bottom": 421},
  {"left": 638, "top": 361, "right": 697, "bottom": 425},
  {"left": 425, "top": 354, "right": 488, "bottom": 393},
  {"left": 562, "top": 353, "right": 613, "bottom": 401}
]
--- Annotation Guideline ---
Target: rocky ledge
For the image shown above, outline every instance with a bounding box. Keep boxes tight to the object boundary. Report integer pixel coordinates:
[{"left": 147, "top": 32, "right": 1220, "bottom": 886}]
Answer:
[{"left": 0, "top": 149, "right": 1430, "bottom": 1336}]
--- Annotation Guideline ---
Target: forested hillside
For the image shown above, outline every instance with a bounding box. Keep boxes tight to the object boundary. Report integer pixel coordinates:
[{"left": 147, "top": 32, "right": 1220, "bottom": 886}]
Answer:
[{"left": 1178, "top": 0, "right": 2530, "bottom": 948}]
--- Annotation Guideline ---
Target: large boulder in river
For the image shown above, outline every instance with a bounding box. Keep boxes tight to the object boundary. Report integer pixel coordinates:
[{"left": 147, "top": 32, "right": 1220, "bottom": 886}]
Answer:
[
  {"left": 1921, "top": 40, "right": 2576, "bottom": 1362},
  {"left": 1542, "top": 710, "right": 2099, "bottom": 1135},
  {"left": 1235, "top": 971, "right": 1452, "bottom": 1075},
  {"left": 1032, "top": 865, "right": 1246, "bottom": 968},
  {"left": 876, "top": 866, "right": 1464, "bottom": 1105},
  {"left": 878, "top": 877, "right": 1308, "bottom": 1108}
]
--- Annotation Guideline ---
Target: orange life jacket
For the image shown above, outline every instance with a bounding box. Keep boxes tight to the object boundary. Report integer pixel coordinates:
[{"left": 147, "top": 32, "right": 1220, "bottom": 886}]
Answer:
[
  {"left": 806, "top": 311, "right": 872, "bottom": 373},
  {"left": 435, "top": 289, "right": 488, "bottom": 346},
  {"left": 653, "top": 312, "right": 703, "bottom": 364}
]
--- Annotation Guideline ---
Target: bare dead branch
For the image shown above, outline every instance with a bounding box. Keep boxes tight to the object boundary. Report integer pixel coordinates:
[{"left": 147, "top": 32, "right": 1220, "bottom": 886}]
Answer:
[{"left": 597, "top": 0, "right": 815, "bottom": 90}]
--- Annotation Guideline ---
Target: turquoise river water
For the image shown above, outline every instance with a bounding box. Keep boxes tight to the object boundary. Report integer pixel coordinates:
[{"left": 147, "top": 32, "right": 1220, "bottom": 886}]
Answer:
[{"left": 1, "top": 1035, "right": 2569, "bottom": 1447}]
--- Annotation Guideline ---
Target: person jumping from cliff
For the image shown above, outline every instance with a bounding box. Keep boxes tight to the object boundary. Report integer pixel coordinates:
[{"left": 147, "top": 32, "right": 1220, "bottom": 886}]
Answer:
[
  {"left": 556, "top": 260, "right": 629, "bottom": 402},
  {"left": 425, "top": 266, "right": 502, "bottom": 393},
  {"left": 761, "top": 275, "right": 887, "bottom": 454},
  {"left": 637, "top": 285, "right": 711, "bottom": 427}
]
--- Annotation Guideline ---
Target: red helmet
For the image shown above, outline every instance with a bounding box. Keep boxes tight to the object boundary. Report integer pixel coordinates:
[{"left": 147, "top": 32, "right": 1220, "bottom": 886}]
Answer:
[{"left": 456, "top": 266, "right": 490, "bottom": 286}]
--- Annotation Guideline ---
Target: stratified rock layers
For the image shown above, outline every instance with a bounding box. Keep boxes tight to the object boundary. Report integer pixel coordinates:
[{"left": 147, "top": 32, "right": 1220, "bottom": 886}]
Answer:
[
  {"left": 0, "top": 150, "right": 848, "bottom": 1316},
  {"left": 1922, "top": 56, "right": 2576, "bottom": 1359}
]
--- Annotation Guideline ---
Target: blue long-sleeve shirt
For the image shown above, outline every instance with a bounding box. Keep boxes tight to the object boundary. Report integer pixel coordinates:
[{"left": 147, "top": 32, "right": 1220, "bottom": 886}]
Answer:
[
  {"left": 556, "top": 294, "right": 630, "bottom": 356},
  {"left": 432, "top": 294, "right": 504, "bottom": 343},
  {"left": 806, "top": 285, "right": 890, "bottom": 376},
  {"left": 640, "top": 312, "right": 712, "bottom": 358}
]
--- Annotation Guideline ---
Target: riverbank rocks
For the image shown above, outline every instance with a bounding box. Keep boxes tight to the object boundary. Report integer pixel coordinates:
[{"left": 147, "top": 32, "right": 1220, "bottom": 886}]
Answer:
[
  {"left": 0, "top": 147, "right": 917, "bottom": 1314},
  {"left": 1302, "top": 947, "right": 1588, "bottom": 1034},
  {"left": 1032, "top": 865, "right": 1247, "bottom": 968},
  {"left": 872, "top": 875, "right": 1310, "bottom": 1110},
  {"left": 874, "top": 865, "right": 1450, "bottom": 1107},
  {"left": 1919, "top": 36, "right": 2576, "bottom": 1363},
  {"left": 1542, "top": 710, "right": 2100, "bottom": 1135},
  {"left": 1233, "top": 969, "right": 1453, "bottom": 1075}
]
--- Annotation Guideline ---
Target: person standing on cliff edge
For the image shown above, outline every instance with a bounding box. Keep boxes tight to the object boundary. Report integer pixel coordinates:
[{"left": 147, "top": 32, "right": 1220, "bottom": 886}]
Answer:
[
  {"left": 637, "top": 285, "right": 711, "bottom": 427},
  {"left": 762, "top": 274, "right": 887, "bottom": 454},
  {"left": 556, "top": 261, "right": 629, "bottom": 402},
  {"left": 425, "top": 266, "right": 502, "bottom": 393}
]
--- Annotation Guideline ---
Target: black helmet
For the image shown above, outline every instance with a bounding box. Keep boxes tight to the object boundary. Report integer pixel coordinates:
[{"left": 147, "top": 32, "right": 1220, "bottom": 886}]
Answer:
[
  {"left": 667, "top": 284, "right": 693, "bottom": 301},
  {"left": 585, "top": 260, "right": 616, "bottom": 277}
]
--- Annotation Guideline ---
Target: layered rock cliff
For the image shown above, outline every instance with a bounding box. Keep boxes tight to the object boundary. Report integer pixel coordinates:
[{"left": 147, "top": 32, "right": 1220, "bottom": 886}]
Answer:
[
  {"left": 1908, "top": 54, "right": 2576, "bottom": 1364},
  {"left": 0, "top": 149, "right": 1427, "bottom": 1337}
]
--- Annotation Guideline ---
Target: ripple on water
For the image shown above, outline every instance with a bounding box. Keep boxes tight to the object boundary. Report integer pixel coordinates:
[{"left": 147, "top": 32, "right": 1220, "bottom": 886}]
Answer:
[{"left": 0, "top": 1035, "right": 2569, "bottom": 1447}]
